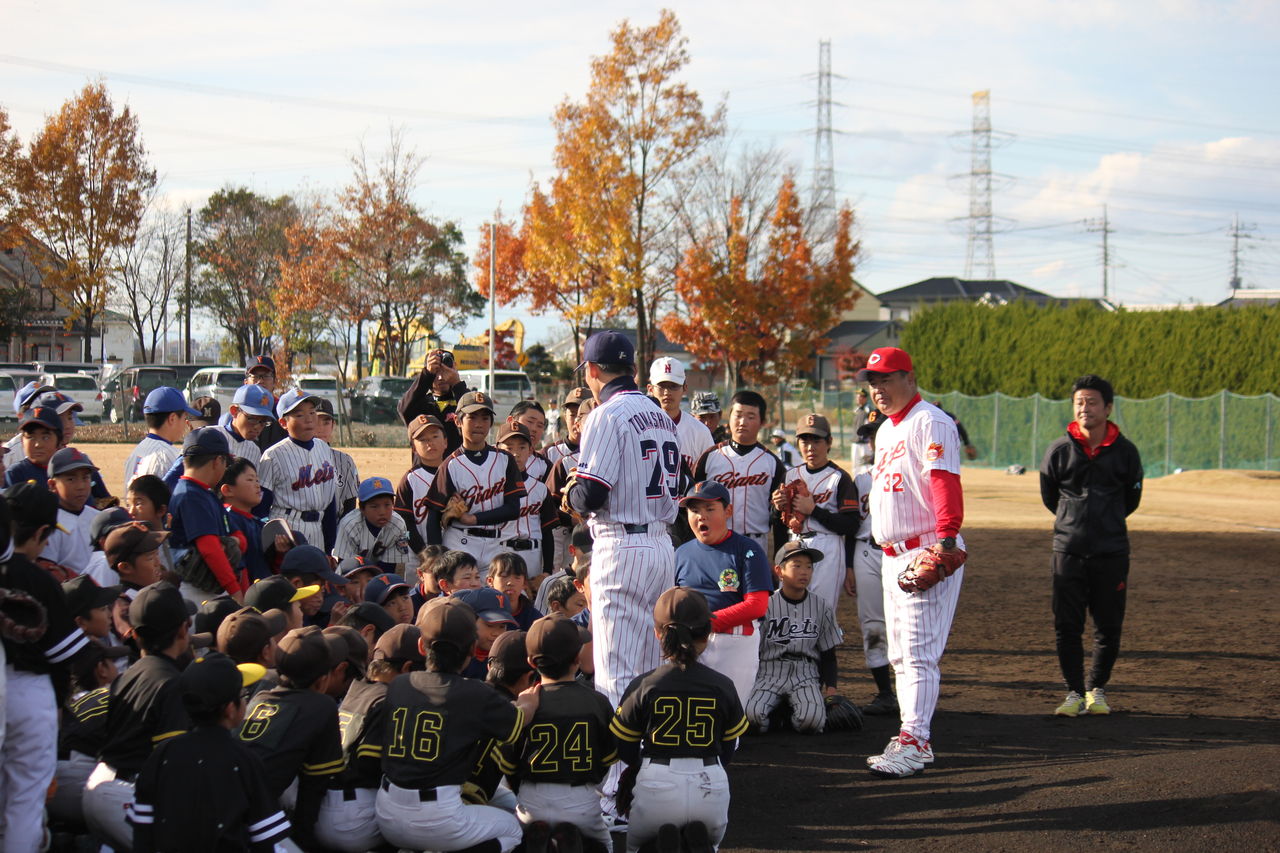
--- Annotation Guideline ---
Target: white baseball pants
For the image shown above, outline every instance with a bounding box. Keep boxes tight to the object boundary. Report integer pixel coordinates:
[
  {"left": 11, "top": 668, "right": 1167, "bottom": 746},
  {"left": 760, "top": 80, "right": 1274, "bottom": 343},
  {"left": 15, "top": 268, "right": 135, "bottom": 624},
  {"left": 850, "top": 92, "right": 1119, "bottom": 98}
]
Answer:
[
  {"left": 0, "top": 667, "right": 55, "bottom": 853},
  {"left": 516, "top": 781, "right": 612, "bottom": 850},
  {"left": 626, "top": 758, "right": 730, "bottom": 853},
  {"left": 315, "top": 786, "right": 382, "bottom": 852},
  {"left": 376, "top": 781, "right": 522, "bottom": 852},
  {"left": 700, "top": 630, "right": 759, "bottom": 707},
  {"left": 852, "top": 539, "right": 889, "bottom": 669},
  {"left": 83, "top": 761, "right": 136, "bottom": 851}
]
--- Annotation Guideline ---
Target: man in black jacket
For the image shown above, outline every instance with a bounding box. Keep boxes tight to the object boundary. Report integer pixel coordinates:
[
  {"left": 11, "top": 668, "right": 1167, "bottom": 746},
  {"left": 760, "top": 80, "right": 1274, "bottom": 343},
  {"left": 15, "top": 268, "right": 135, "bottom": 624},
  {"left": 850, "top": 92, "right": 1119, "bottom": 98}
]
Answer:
[
  {"left": 1040, "top": 374, "right": 1143, "bottom": 717},
  {"left": 397, "top": 349, "right": 467, "bottom": 456}
]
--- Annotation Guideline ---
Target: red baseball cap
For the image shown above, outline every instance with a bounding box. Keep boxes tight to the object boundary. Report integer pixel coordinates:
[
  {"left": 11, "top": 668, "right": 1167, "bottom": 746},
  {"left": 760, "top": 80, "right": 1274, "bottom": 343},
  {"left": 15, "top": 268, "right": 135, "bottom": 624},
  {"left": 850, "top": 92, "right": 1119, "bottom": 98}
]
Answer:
[{"left": 856, "top": 347, "right": 914, "bottom": 381}]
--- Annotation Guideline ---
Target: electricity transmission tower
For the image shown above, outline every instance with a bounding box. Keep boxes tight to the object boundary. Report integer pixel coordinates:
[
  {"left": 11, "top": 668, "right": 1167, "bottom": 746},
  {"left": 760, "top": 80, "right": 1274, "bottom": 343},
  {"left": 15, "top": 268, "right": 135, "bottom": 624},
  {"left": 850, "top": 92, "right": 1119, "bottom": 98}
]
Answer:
[
  {"left": 964, "top": 90, "right": 996, "bottom": 279},
  {"left": 810, "top": 40, "right": 838, "bottom": 241},
  {"left": 1229, "top": 213, "right": 1256, "bottom": 290}
]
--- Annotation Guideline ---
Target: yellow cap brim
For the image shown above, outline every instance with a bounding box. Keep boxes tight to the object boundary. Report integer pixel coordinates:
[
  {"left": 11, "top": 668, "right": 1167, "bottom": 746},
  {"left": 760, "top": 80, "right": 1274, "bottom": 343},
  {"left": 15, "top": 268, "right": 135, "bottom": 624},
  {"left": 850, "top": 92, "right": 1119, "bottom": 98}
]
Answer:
[
  {"left": 238, "top": 663, "right": 267, "bottom": 688},
  {"left": 289, "top": 584, "right": 321, "bottom": 602}
]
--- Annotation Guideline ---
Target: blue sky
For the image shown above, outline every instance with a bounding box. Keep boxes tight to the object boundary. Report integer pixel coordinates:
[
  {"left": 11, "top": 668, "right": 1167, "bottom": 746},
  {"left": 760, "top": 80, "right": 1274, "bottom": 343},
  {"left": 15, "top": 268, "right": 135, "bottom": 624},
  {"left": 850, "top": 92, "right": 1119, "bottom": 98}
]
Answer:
[{"left": 3, "top": 0, "right": 1278, "bottom": 347}]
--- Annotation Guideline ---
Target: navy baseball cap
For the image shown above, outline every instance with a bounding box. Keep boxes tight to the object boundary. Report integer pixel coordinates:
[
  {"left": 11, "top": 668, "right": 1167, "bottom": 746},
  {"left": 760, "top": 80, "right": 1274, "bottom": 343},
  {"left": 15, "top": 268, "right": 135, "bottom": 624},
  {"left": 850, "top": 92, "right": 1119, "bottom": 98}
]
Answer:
[
  {"left": 181, "top": 652, "right": 265, "bottom": 715},
  {"left": 315, "top": 398, "right": 336, "bottom": 418},
  {"left": 190, "top": 396, "right": 221, "bottom": 422},
  {"left": 855, "top": 347, "right": 914, "bottom": 381},
  {"left": 679, "top": 481, "right": 731, "bottom": 507},
  {"left": 276, "top": 388, "right": 322, "bottom": 418},
  {"left": 182, "top": 426, "right": 231, "bottom": 457},
  {"left": 452, "top": 587, "right": 516, "bottom": 626},
  {"left": 246, "top": 354, "right": 276, "bottom": 375},
  {"left": 13, "top": 382, "right": 56, "bottom": 415},
  {"left": 580, "top": 330, "right": 634, "bottom": 369},
  {"left": 337, "top": 554, "right": 379, "bottom": 579},
  {"left": 34, "top": 391, "right": 84, "bottom": 421},
  {"left": 357, "top": 477, "right": 395, "bottom": 504},
  {"left": 144, "top": 386, "right": 201, "bottom": 416},
  {"left": 232, "top": 383, "right": 275, "bottom": 418},
  {"left": 19, "top": 406, "right": 63, "bottom": 437},
  {"left": 363, "top": 573, "right": 410, "bottom": 607},
  {"left": 280, "top": 544, "right": 346, "bottom": 584},
  {"left": 90, "top": 506, "right": 132, "bottom": 547},
  {"left": 48, "top": 447, "right": 98, "bottom": 477}
]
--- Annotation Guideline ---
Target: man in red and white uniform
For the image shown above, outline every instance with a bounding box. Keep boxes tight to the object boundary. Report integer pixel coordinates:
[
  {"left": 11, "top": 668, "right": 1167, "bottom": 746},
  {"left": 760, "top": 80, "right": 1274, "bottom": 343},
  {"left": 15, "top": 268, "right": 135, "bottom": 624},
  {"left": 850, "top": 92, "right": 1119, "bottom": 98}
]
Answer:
[{"left": 859, "top": 347, "right": 966, "bottom": 779}]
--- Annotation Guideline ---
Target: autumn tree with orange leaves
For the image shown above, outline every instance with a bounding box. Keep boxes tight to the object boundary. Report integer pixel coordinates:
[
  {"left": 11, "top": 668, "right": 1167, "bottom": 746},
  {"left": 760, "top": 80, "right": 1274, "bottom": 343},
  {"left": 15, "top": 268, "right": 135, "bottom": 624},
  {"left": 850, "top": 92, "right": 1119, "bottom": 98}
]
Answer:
[
  {"left": 663, "top": 174, "right": 860, "bottom": 388},
  {"left": 15, "top": 82, "right": 156, "bottom": 359},
  {"left": 487, "top": 10, "right": 723, "bottom": 368}
]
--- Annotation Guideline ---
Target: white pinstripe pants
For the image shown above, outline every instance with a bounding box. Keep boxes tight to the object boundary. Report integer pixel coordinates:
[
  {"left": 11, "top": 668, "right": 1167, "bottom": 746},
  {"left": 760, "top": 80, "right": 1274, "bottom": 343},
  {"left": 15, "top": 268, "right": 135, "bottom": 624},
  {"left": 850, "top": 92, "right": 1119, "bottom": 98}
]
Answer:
[{"left": 881, "top": 551, "right": 964, "bottom": 743}]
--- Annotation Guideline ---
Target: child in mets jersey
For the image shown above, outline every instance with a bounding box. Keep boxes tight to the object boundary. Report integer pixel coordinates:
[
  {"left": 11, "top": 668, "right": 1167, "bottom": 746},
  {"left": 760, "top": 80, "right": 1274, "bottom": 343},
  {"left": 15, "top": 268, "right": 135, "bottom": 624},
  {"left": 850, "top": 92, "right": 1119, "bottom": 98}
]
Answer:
[
  {"left": 610, "top": 587, "right": 748, "bottom": 853},
  {"left": 511, "top": 614, "right": 617, "bottom": 851},
  {"left": 334, "top": 476, "right": 419, "bottom": 574},
  {"left": 746, "top": 541, "right": 843, "bottom": 734},
  {"left": 258, "top": 389, "right": 339, "bottom": 551}
]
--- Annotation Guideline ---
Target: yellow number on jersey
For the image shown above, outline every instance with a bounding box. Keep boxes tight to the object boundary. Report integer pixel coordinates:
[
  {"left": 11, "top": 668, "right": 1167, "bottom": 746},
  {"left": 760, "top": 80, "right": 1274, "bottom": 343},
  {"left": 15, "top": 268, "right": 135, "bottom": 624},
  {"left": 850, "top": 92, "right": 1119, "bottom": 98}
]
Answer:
[
  {"left": 650, "top": 697, "right": 718, "bottom": 748},
  {"left": 240, "top": 703, "right": 278, "bottom": 741},
  {"left": 387, "top": 707, "right": 444, "bottom": 761},
  {"left": 527, "top": 721, "right": 594, "bottom": 774}
]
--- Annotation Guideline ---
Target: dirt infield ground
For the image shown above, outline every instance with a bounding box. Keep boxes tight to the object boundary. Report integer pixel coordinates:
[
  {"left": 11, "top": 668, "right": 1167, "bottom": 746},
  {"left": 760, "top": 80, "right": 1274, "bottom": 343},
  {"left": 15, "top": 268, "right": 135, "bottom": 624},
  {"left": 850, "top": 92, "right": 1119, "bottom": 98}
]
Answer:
[{"left": 84, "top": 447, "right": 1279, "bottom": 851}]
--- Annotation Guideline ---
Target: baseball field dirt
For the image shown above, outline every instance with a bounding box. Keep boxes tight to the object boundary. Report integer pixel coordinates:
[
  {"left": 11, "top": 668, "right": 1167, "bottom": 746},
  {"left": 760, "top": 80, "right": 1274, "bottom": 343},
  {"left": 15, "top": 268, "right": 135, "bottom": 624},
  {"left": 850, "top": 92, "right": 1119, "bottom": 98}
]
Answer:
[{"left": 82, "top": 446, "right": 1279, "bottom": 851}]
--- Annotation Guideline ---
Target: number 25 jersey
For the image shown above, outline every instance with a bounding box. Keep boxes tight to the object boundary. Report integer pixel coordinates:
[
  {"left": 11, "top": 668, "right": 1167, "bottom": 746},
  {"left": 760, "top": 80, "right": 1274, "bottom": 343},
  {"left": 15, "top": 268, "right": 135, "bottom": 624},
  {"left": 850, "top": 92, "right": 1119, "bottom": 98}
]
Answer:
[{"left": 610, "top": 661, "right": 749, "bottom": 761}]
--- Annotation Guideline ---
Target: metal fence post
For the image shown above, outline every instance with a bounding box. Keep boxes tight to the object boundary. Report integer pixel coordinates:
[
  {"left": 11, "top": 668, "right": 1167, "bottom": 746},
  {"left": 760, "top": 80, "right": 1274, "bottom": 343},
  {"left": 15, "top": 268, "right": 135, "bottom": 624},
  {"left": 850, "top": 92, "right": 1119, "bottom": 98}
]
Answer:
[
  {"left": 1031, "top": 394, "right": 1039, "bottom": 466},
  {"left": 1164, "top": 393, "right": 1172, "bottom": 476},
  {"left": 1219, "top": 391, "right": 1227, "bottom": 469},
  {"left": 992, "top": 393, "right": 1000, "bottom": 465},
  {"left": 1267, "top": 394, "right": 1274, "bottom": 471}
]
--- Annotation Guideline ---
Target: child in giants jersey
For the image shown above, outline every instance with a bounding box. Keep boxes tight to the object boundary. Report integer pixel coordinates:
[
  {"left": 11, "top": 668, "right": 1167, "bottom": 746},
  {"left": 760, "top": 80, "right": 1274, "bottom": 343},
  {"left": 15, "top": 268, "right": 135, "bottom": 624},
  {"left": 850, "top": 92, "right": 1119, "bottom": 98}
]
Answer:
[
  {"left": 610, "top": 587, "right": 748, "bottom": 853},
  {"left": 396, "top": 414, "right": 447, "bottom": 551},
  {"left": 495, "top": 422, "right": 557, "bottom": 582}
]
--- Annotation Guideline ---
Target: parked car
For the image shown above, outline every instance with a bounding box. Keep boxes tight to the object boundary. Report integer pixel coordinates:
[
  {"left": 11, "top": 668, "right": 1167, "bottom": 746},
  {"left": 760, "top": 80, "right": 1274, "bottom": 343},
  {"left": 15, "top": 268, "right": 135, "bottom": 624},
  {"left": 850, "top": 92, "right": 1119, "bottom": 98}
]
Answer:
[
  {"left": 293, "top": 374, "right": 345, "bottom": 420},
  {"left": 457, "top": 369, "right": 535, "bottom": 415},
  {"left": 347, "top": 375, "right": 414, "bottom": 424},
  {"left": 186, "top": 366, "right": 244, "bottom": 411},
  {"left": 34, "top": 361, "right": 105, "bottom": 378},
  {"left": 40, "top": 372, "right": 106, "bottom": 421},
  {"left": 104, "top": 366, "right": 180, "bottom": 423},
  {"left": 155, "top": 363, "right": 214, "bottom": 392},
  {"left": 0, "top": 373, "right": 17, "bottom": 420}
]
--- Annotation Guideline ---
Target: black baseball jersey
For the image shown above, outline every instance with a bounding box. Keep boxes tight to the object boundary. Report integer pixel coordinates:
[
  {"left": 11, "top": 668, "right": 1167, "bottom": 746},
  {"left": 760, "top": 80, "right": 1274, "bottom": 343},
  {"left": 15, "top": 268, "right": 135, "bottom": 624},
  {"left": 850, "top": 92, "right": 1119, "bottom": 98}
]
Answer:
[
  {"left": 0, "top": 552, "right": 89, "bottom": 675},
  {"left": 334, "top": 678, "right": 389, "bottom": 790},
  {"left": 511, "top": 680, "right": 617, "bottom": 786},
  {"left": 98, "top": 653, "right": 190, "bottom": 776},
  {"left": 131, "top": 725, "right": 291, "bottom": 853},
  {"left": 237, "top": 686, "right": 346, "bottom": 797},
  {"left": 374, "top": 670, "right": 522, "bottom": 789},
  {"left": 61, "top": 686, "right": 110, "bottom": 759},
  {"left": 610, "top": 661, "right": 748, "bottom": 761}
]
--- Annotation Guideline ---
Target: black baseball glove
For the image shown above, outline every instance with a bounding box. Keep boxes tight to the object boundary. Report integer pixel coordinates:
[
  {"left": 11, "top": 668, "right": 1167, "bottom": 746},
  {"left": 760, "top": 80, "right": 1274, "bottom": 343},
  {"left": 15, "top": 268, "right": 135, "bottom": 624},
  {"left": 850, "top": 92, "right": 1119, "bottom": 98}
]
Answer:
[{"left": 824, "top": 694, "right": 864, "bottom": 732}]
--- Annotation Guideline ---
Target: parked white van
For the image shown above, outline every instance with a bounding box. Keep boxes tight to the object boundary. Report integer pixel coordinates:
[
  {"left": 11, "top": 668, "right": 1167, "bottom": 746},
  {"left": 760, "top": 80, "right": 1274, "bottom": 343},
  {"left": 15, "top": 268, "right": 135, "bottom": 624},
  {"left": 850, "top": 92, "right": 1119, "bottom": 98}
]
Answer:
[{"left": 457, "top": 369, "right": 535, "bottom": 414}]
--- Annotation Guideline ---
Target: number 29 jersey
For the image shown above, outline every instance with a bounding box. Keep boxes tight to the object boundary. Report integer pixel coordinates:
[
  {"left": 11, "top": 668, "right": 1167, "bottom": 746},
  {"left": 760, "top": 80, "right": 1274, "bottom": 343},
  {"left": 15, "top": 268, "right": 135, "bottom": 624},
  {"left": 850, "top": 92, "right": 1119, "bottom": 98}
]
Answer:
[
  {"left": 610, "top": 661, "right": 749, "bottom": 761},
  {"left": 576, "top": 390, "right": 679, "bottom": 527}
]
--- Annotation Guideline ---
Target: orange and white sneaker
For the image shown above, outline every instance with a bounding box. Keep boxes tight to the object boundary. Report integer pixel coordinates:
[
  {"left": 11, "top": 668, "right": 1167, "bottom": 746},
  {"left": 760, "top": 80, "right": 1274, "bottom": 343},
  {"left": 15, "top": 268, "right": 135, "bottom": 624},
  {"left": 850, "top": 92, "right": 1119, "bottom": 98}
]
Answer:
[{"left": 867, "top": 731, "right": 933, "bottom": 777}]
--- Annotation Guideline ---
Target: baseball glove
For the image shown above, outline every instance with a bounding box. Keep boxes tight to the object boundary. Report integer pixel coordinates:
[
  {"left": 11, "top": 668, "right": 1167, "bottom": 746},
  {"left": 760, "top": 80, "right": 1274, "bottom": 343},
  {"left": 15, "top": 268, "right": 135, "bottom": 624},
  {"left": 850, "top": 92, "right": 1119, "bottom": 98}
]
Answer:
[
  {"left": 897, "top": 544, "right": 967, "bottom": 593},
  {"left": 964, "top": 444, "right": 978, "bottom": 460},
  {"left": 0, "top": 586, "right": 48, "bottom": 644},
  {"left": 614, "top": 762, "right": 640, "bottom": 817},
  {"left": 440, "top": 494, "right": 469, "bottom": 528},
  {"left": 559, "top": 468, "right": 582, "bottom": 522},
  {"left": 174, "top": 534, "right": 244, "bottom": 595},
  {"left": 779, "top": 479, "right": 810, "bottom": 534},
  {"left": 824, "top": 694, "right": 864, "bottom": 732}
]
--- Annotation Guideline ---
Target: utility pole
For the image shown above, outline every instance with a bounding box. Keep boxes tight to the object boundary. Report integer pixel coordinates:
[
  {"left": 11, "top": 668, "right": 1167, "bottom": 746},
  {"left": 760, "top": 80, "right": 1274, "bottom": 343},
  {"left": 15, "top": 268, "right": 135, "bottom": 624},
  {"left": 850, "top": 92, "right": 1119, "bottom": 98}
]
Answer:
[
  {"left": 488, "top": 222, "right": 496, "bottom": 394},
  {"left": 1229, "top": 212, "right": 1256, "bottom": 291},
  {"left": 184, "top": 207, "right": 193, "bottom": 362},
  {"left": 1085, "top": 206, "right": 1113, "bottom": 302}
]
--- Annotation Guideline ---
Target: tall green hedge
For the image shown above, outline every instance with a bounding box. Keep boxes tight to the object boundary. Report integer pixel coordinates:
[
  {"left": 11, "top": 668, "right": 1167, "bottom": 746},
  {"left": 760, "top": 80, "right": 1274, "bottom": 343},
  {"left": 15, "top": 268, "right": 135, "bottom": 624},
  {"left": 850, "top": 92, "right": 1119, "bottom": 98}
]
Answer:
[{"left": 900, "top": 301, "right": 1280, "bottom": 397}]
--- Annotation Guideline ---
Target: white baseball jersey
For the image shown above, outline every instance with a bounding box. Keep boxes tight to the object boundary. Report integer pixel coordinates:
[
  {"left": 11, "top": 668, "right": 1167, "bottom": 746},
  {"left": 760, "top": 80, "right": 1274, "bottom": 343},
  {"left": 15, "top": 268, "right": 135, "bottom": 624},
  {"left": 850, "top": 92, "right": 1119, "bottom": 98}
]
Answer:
[
  {"left": 693, "top": 442, "right": 786, "bottom": 537},
  {"left": 41, "top": 505, "right": 101, "bottom": 574},
  {"left": 672, "top": 412, "right": 714, "bottom": 475},
  {"left": 124, "top": 435, "right": 179, "bottom": 486},
  {"left": 217, "top": 424, "right": 262, "bottom": 466},
  {"left": 544, "top": 451, "right": 580, "bottom": 571},
  {"left": 496, "top": 475, "right": 557, "bottom": 577},
  {"left": 333, "top": 509, "right": 418, "bottom": 572},
  {"left": 333, "top": 448, "right": 359, "bottom": 508},
  {"left": 524, "top": 452, "right": 550, "bottom": 483},
  {"left": 850, "top": 469, "right": 888, "bottom": 668},
  {"left": 576, "top": 391, "right": 680, "bottom": 527},
  {"left": 426, "top": 447, "right": 524, "bottom": 525},
  {"left": 258, "top": 436, "right": 338, "bottom": 547},
  {"left": 784, "top": 461, "right": 858, "bottom": 624},
  {"left": 543, "top": 441, "right": 576, "bottom": 470},
  {"left": 395, "top": 465, "right": 438, "bottom": 546},
  {"left": 870, "top": 399, "right": 964, "bottom": 548},
  {"left": 746, "top": 588, "right": 842, "bottom": 733},
  {"left": 3, "top": 433, "right": 21, "bottom": 469}
]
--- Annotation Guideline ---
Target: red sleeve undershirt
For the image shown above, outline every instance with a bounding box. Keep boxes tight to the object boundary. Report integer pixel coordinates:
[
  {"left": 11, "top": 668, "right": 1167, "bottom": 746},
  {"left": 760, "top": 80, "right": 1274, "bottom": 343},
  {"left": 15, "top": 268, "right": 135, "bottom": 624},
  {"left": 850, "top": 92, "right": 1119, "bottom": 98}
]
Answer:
[
  {"left": 195, "top": 533, "right": 242, "bottom": 594},
  {"left": 711, "top": 590, "right": 771, "bottom": 634},
  {"left": 928, "top": 469, "right": 964, "bottom": 539}
]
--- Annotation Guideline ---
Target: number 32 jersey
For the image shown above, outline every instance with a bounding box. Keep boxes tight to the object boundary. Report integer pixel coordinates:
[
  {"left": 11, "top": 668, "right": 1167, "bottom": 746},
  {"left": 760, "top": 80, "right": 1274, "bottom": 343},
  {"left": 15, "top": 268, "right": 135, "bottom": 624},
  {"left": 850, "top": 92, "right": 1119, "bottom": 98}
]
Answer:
[
  {"left": 610, "top": 661, "right": 749, "bottom": 761},
  {"left": 576, "top": 389, "right": 679, "bottom": 527}
]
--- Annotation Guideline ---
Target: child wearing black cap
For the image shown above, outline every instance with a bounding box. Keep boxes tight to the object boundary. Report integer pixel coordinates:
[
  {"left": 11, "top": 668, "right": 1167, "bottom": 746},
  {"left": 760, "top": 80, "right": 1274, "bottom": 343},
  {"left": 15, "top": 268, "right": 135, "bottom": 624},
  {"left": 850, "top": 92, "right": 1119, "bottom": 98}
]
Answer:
[
  {"left": 0, "top": 483, "right": 92, "bottom": 851},
  {"left": 513, "top": 614, "right": 618, "bottom": 852},
  {"left": 610, "top": 587, "right": 748, "bottom": 853},
  {"left": 169, "top": 427, "right": 245, "bottom": 602},
  {"left": 130, "top": 653, "right": 291, "bottom": 852},
  {"left": 3, "top": 405, "right": 62, "bottom": 487},
  {"left": 39, "top": 446, "right": 103, "bottom": 576},
  {"left": 82, "top": 582, "right": 193, "bottom": 850},
  {"left": 236, "top": 625, "right": 347, "bottom": 850}
]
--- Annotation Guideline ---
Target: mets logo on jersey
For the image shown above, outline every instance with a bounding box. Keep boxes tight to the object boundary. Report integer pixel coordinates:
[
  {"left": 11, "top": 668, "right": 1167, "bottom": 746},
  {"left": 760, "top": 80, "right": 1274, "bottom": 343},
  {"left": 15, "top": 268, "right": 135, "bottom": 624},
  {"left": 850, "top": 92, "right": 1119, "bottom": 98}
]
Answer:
[
  {"left": 291, "top": 461, "right": 336, "bottom": 491},
  {"left": 718, "top": 567, "right": 739, "bottom": 593},
  {"left": 926, "top": 442, "right": 944, "bottom": 462}
]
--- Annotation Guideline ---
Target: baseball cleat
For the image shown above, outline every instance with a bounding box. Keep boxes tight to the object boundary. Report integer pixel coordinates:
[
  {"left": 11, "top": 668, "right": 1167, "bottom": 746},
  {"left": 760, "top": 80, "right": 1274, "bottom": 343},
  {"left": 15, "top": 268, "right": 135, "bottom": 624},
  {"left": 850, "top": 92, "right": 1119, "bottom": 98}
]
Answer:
[
  {"left": 1054, "top": 691, "right": 1087, "bottom": 717},
  {"left": 867, "top": 731, "right": 932, "bottom": 778},
  {"left": 681, "top": 821, "right": 713, "bottom": 853},
  {"left": 866, "top": 734, "right": 934, "bottom": 767},
  {"left": 1085, "top": 688, "right": 1110, "bottom": 715},
  {"left": 551, "top": 822, "right": 585, "bottom": 853},
  {"left": 862, "top": 692, "right": 899, "bottom": 716},
  {"left": 655, "top": 823, "right": 682, "bottom": 853},
  {"left": 523, "top": 820, "right": 552, "bottom": 853}
]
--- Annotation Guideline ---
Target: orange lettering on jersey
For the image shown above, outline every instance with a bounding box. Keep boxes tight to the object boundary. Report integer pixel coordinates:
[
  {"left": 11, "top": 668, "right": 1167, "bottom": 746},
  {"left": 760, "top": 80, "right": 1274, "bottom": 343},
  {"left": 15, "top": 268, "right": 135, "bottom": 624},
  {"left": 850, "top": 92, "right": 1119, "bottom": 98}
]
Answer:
[
  {"left": 926, "top": 442, "right": 944, "bottom": 462},
  {"left": 811, "top": 489, "right": 832, "bottom": 505},
  {"left": 459, "top": 479, "right": 507, "bottom": 505},
  {"left": 413, "top": 492, "right": 431, "bottom": 522},
  {"left": 519, "top": 500, "right": 542, "bottom": 518},
  {"left": 713, "top": 472, "right": 770, "bottom": 489}
]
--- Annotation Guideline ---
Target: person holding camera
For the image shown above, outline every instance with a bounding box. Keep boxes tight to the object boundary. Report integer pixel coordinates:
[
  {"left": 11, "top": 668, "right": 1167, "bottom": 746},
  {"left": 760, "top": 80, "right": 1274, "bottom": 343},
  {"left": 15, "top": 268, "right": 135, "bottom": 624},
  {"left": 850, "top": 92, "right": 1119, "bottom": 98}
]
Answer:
[{"left": 398, "top": 349, "right": 468, "bottom": 456}]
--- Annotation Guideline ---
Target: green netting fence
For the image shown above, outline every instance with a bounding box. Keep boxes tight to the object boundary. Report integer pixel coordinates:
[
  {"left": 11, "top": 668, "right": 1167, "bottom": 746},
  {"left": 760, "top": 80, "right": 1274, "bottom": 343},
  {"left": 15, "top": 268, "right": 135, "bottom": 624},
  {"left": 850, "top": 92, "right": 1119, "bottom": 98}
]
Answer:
[{"left": 780, "top": 389, "right": 1279, "bottom": 478}]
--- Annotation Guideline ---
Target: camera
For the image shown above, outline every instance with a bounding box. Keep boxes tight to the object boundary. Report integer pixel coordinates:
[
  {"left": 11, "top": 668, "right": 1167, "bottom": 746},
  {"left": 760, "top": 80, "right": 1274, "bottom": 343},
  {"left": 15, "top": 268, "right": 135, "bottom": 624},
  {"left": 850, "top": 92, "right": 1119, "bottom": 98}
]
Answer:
[{"left": 431, "top": 349, "right": 455, "bottom": 369}]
